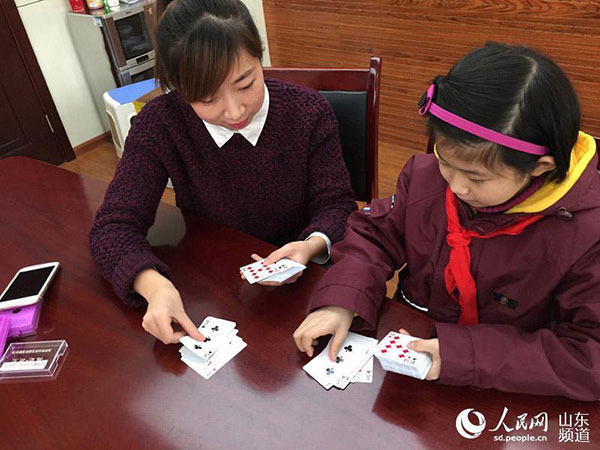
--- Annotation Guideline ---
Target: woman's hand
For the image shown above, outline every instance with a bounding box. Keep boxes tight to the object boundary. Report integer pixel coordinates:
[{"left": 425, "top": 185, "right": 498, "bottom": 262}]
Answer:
[
  {"left": 241, "top": 237, "right": 327, "bottom": 286},
  {"left": 399, "top": 328, "right": 441, "bottom": 381},
  {"left": 135, "top": 269, "right": 204, "bottom": 344},
  {"left": 293, "top": 306, "right": 354, "bottom": 360}
]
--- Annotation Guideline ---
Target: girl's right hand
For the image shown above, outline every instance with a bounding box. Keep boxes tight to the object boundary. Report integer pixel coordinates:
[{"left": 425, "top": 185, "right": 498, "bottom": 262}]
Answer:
[
  {"left": 142, "top": 284, "right": 205, "bottom": 344},
  {"left": 293, "top": 306, "right": 354, "bottom": 361}
]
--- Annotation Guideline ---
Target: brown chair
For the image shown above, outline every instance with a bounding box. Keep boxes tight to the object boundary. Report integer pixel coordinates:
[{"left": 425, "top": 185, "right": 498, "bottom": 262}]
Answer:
[
  {"left": 595, "top": 137, "right": 600, "bottom": 170},
  {"left": 426, "top": 136, "right": 435, "bottom": 155},
  {"left": 263, "top": 57, "right": 381, "bottom": 202}
]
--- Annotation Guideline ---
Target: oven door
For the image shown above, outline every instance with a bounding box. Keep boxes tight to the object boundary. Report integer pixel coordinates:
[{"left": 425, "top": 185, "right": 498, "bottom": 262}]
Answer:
[
  {"left": 115, "top": 12, "right": 153, "bottom": 67},
  {"left": 117, "top": 59, "right": 155, "bottom": 86}
]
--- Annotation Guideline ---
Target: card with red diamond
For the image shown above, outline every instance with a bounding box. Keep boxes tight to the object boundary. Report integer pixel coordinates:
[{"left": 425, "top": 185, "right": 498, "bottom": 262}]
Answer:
[
  {"left": 374, "top": 331, "right": 432, "bottom": 380},
  {"left": 240, "top": 258, "right": 306, "bottom": 285}
]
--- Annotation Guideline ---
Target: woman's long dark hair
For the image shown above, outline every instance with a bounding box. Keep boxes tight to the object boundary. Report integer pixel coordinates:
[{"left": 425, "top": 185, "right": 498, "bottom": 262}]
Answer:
[
  {"left": 155, "top": 0, "right": 263, "bottom": 102},
  {"left": 428, "top": 42, "right": 580, "bottom": 182}
]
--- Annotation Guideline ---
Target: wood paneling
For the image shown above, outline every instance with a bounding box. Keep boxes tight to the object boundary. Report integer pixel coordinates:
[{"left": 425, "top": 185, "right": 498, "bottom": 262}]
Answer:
[{"left": 263, "top": 0, "right": 600, "bottom": 197}]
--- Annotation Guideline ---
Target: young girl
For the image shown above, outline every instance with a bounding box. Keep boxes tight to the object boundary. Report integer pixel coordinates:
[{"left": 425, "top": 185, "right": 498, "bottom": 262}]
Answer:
[
  {"left": 89, "top": 0, "right": 356, "bottom": 344},
  {"left": 293, "top": 42, "right": 600, "bottom": 401}
]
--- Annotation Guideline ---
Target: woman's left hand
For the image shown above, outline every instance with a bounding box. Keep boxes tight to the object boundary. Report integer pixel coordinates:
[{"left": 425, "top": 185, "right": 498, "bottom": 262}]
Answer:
[
  {"left": 241, "top": 237, "right": 327, "bottom": 286},
  {"left": 399, "top": 328, "right": 441, "bottom": 381}
]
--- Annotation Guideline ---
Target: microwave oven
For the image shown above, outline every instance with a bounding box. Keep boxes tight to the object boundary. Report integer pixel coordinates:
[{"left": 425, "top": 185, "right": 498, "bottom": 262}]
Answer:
[
  {"left": 117, "top": 58, "right": 155, "bottom": 85},
  {"left": 101, "top": 1, "right": 156, "bottom": 72}
]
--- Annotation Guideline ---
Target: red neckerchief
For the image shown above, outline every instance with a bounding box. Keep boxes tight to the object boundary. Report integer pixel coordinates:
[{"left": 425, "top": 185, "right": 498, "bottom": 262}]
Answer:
[{"left": 444, "top": 187, "right": 544, "bottom": 325}]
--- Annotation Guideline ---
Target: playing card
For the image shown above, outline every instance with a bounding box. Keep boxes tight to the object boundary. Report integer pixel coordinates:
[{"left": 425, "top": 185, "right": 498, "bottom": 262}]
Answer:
[
  {"left": 303, "top": 332, "right": 377, "bottom": 390},
  {"left": 259, "top": 263, "right": 305, "bottom": 283},
  {"left": 179, "top": 317, "right": 237, "bottom": 360},
  {"left": 239, "top": 259, "right": 284, "bottom": 284},
  {"left": 374, "top": 332, "right": 433, "bottom": 380},
  {"left": 240, "top": 258, "right": 306, "bottom": 284},
  {"left": 334, "top": 342, "right": 375, "bottom": 389},
  {"left": 179, "top": 330, "right": 238, "bottom": 357},
  {"left": 181, "top": 335, "right": 246, "bottom": 380},
  {"left": 302, "top": 339, "right": 338, "bottom": 390},
  {"left": 376, "top": 332, "right": 430, "bottom": 379},
  {"left": 351, "top": 356, "right": 374, "bottom": 383}
]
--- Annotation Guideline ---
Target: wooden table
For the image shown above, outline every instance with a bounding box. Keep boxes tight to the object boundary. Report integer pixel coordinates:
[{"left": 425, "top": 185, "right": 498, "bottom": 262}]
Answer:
[{"left": 0, "top": 157, "right": 595, "bottom": 449}]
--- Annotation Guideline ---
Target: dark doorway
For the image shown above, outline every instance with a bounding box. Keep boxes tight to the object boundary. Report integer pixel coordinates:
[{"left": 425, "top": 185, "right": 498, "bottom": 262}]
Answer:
[{"left": 0, "top": 0, "right": 74, "bottom": 164}]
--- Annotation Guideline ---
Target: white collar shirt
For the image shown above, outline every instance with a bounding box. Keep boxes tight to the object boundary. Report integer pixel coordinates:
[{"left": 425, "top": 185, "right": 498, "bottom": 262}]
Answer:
[
  {"left": 202, "top": 83, "right": 270, "bottom": 148},
  {"left": 200, "top": 82, "right": 332, "bottom": 263}
]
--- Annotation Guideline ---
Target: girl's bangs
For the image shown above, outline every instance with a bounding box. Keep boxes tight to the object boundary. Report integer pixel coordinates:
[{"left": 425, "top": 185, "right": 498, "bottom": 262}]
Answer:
[{"left": 435, "top": 134, "right": 504, "bottom": 174}]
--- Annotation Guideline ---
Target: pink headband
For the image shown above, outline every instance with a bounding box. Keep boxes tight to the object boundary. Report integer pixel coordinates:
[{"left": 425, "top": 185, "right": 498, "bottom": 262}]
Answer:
[{"left": 418, "top": 84, "right": 549, "bottom": 156}]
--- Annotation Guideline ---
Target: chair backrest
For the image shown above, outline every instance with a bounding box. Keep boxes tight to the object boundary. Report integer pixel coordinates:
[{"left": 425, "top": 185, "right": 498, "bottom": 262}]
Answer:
[
  {"left": 595, "top": 137, "right": 600, "bottom": 170},
  {"left": 263, "top": 57, "right": 381, "bottom": 202},
  {"left": 425, "top": 136, "right": 434, "bottom": 155}
]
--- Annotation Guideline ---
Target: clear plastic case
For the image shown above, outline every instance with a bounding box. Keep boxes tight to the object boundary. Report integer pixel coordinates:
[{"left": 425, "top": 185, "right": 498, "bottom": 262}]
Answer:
[{"left": 0, "top": 340, "right": 68, "bottom": 381}]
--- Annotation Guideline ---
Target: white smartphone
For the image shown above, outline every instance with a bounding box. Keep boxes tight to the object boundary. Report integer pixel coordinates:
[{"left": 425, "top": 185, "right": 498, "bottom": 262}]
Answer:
[{"left": 0, "top": 262, "right": 60, "bottom": 311}]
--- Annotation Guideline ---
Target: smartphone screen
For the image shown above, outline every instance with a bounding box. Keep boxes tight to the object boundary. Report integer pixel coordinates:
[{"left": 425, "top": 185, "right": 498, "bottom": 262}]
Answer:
[{"left": 0, "top": 267, "right": 55, "bottom": 302}]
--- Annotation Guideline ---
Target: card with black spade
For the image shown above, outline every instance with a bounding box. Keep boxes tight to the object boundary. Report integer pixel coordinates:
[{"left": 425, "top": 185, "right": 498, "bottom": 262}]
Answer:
[
  {"left": 333, "top": 335, "right": 377, "bottom": 389},
  {"left": 303, "top": 332, "right": 378, "bottom": 390},
  {"left": 179, "top": 316, "right": 236, "bottom": 360},
  {"left": 180, "top": 333, "right": 246, "bottom": 380},
  {"left": 351, "top": 356, "right": 374, "bottom": 383}
]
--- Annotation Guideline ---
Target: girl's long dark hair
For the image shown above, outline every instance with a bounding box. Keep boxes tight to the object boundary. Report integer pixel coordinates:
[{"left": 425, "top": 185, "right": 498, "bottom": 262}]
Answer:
[{"left": 428, "top": 42, "right": 580, "bottom": 182}]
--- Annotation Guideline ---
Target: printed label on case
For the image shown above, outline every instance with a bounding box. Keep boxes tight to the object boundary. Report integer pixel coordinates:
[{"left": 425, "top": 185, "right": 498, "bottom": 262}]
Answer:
[{"left": 0, "top": 360, "right": 48, "bottom": 371}]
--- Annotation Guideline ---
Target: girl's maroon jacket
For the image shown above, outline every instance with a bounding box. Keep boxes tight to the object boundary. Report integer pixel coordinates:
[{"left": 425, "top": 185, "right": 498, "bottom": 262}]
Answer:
[{"left": 311, "top": 133, "right": 600, "bottom": 400}]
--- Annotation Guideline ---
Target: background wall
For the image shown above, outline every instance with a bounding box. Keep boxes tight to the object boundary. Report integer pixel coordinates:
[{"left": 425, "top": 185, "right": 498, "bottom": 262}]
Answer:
[
  {"left": 16, "top": 0, "right": 270, "bottom": 148},
  {"left": 243, "top": 0, "right": 271, "bottom": 66},
  {"left": 263, "top": 0, "right": 600, "bottom": 197},
  {"left": 17, "top": 0, "right": 105, "bottom": 148}
]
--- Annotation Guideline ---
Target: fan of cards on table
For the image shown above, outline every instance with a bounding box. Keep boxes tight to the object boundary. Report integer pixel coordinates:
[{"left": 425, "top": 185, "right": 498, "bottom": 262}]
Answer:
[
  {"left": 179, "top": 318, "right": 432, "bottom": 385},
  {"left": 179, "top": 317, "right": 246, "bottom": 380},
  {"left": 302, "top": 331, "right": 433, "bottom": 389}
]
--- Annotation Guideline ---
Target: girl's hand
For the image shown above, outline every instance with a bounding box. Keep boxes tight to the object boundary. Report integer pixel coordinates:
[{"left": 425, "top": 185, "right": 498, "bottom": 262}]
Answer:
[
  {"left": 241, "top": 237, "right": 327, "bottom": 286},
  {"left": 135, "top": 269, "right": 205, "bottom": 344},
  {"left": 399, "top": 328, "right": 441, "bottom": 381},
  {"left": 293, "top": 306, "right": 354, "bottom": 360}
]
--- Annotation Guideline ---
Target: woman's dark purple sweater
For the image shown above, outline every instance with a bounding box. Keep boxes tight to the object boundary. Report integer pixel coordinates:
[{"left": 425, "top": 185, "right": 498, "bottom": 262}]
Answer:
[{"left": 89, "top": 79, "right": 356, "bottom": 305}]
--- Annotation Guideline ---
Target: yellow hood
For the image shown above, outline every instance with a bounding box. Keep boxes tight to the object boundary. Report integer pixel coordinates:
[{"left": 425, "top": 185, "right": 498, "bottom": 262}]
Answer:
[{"left": 507, "top": 131, "right": 597, "bottom": 214}]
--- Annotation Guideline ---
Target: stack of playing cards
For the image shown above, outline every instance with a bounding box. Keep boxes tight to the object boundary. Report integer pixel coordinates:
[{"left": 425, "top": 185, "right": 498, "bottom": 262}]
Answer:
[
  {"left": 240, "top": 258, "right": 306, "bottom": 284},
  {"left": 303, "top": 332, "right": 377, "bottom": 390},
  {"left": 179, "top": 317, "right": 246, "bottom": 380},
  {"left": 374, "top": 331, "right": 432, "bottom": 380}
]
